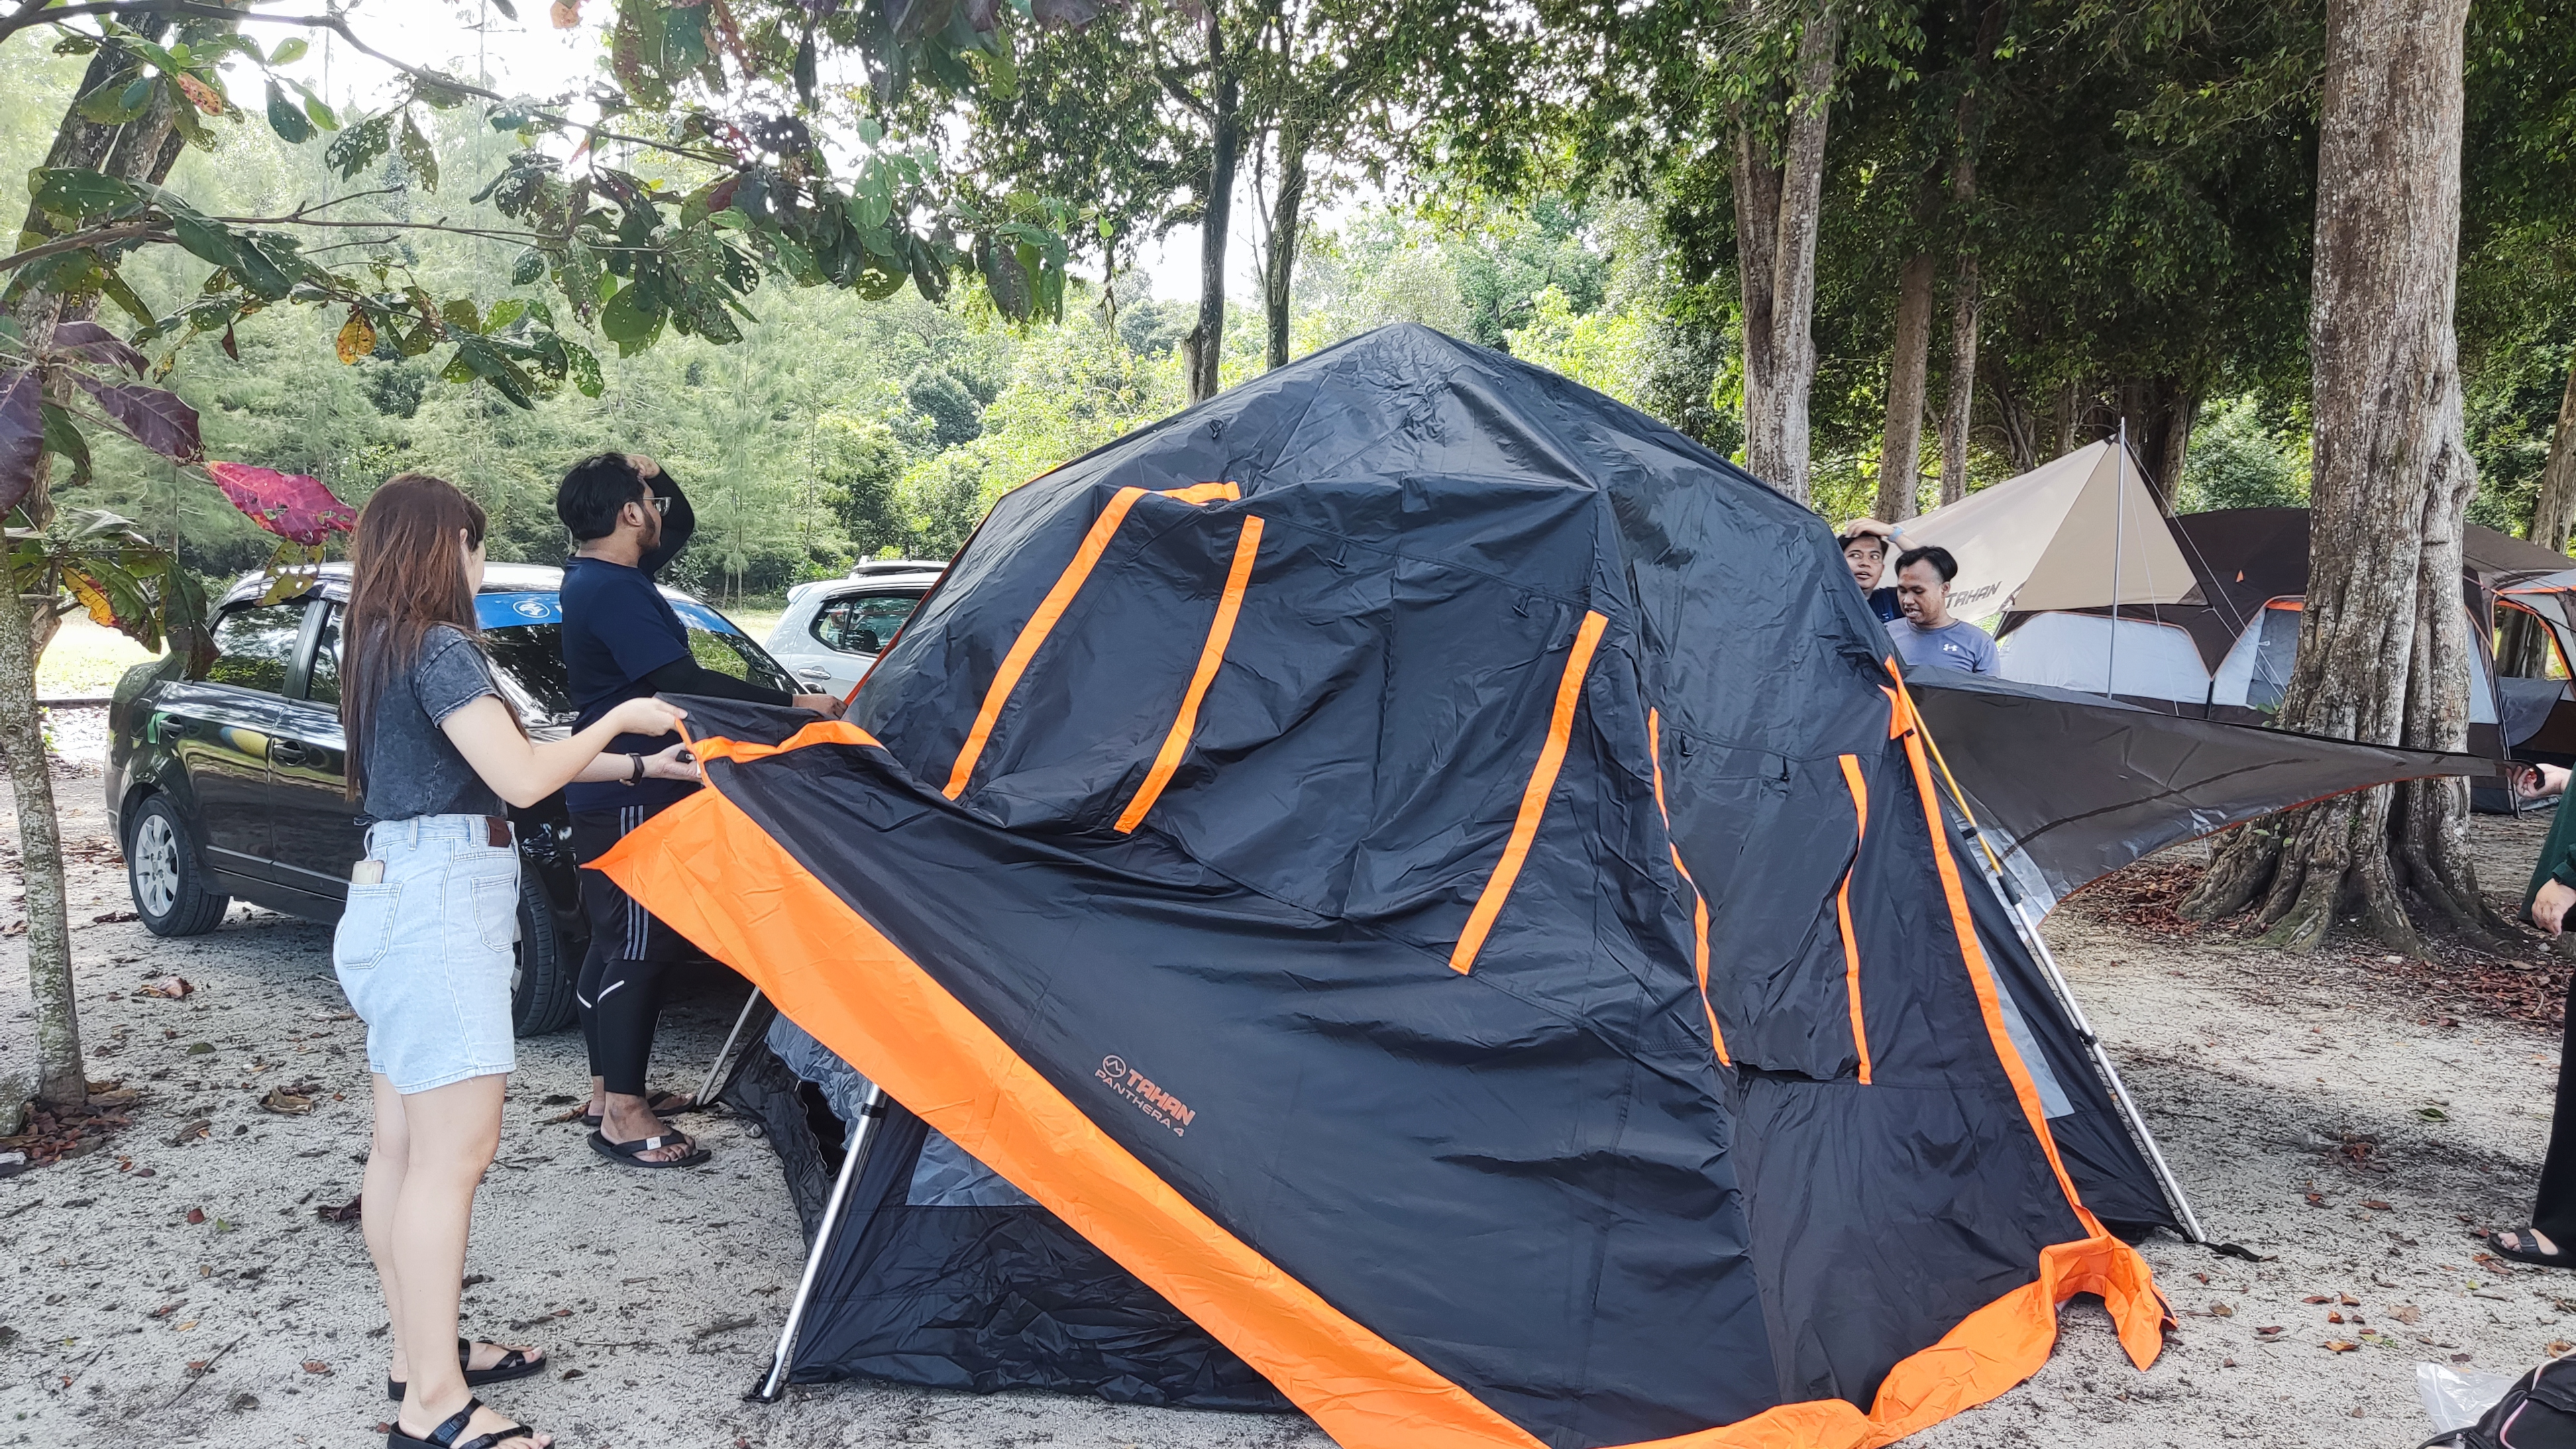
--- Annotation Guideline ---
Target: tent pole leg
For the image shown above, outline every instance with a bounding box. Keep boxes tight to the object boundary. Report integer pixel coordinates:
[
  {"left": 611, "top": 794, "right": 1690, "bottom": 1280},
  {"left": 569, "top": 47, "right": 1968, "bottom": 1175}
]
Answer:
[
  {"left": 2004, "top": 889, "right": 2208, "bottom": 1244},
  {"left": 751, "top": 1080, "right": 886, "bottom": 1403},
  {"left": 697, "top": 987, "right": 765, "bottom": 1112},
  {"left": 1975, "top": 845, "right": 2210, "bottom": 1245}
]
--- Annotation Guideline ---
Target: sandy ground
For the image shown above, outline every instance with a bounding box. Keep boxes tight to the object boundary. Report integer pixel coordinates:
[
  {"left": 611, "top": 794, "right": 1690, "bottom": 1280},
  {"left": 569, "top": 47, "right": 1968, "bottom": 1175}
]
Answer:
[{"left": 6, "top": 705, "right": 2575, "bottom": 1448}]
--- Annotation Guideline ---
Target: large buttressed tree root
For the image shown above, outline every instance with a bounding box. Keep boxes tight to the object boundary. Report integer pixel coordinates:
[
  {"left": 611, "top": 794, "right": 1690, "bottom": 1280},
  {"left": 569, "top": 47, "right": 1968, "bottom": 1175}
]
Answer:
[{"left": 2180, "top": 0, "right": 2504, "bottom": 957}]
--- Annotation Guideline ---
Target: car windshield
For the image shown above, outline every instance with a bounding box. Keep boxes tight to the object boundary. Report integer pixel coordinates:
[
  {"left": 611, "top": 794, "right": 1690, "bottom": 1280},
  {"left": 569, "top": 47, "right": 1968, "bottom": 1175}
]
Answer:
[{"left": 482, "top": 612, "right": 797, "bottom": 728}]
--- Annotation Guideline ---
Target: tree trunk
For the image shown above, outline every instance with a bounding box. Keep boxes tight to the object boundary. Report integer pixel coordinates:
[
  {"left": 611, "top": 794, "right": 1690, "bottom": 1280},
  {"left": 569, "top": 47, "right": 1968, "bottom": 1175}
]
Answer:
[
  {"left": 2114, "top": 377, "right": 2196, "bottom": 504},
  {"left": 2183, "top": 0, "right": 2480, "bottom": 954},
  {"left": 1987, "top": 352, "right": 2041, "bottom": 475},
  {"left": 1731, "top": 2, "right": 1841, "bottom": 502},
  {"left": 1262, "top": 128, "right": 1309, "bottom": 372},
  {"left": 2530, "top": 362, "right": 2576, "bottom": 554},
  {"left": 1182, "top": 12, "right": 1241, "bottom": 406},
  {"left": 1939, "top": 254, "right": 1979, "bottom": 505},
  {"left": 5, "top": 36, "right": 193, "bottom": 1110},
  {"left": 1875, "top": 253, "right": 1935, "bottom": 522},
  {"left": 2055, "top": 380, "right": 2084, "bottom": 456}
]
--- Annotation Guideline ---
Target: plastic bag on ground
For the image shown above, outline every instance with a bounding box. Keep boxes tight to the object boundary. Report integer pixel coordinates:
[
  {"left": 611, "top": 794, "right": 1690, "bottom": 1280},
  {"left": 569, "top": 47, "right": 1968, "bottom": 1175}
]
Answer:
[{"left": 2420, "top": 1361, "right": 2522, "bottom": 1433}]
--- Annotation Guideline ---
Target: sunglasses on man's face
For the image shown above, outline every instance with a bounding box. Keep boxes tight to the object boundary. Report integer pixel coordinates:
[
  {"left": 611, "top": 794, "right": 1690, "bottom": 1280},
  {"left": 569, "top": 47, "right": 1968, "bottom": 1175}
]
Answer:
[{"left": 635, "top": 494, "right": 669, "bottom": 515}]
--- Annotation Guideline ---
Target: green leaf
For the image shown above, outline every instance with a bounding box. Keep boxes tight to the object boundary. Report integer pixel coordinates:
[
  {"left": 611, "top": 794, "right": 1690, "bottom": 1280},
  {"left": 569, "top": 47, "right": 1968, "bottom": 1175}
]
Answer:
[
  {"left": 76, "top": 75, "right": 153, "bottom": 124},
  {"left": 99, "top": 272, "right": 154, "bottom": 328},
  {"left": 452, "top": 335, "right": 535, "bottom": 407},
  {"left": 980, "top": 240, "right": 1030, "bottom": 319},
  {"left": 856, "top": 116, "right": 883, "bottom": 146},
  {"left": 597, "top": 282, "right": 663, "bottom": 346},
  {"left": 510, "top": 248, "right": 547, "bottom": 286},
  {"left": 295, "top": 83, "right": 341, "bottom": 131},
  {"left": 483, "top": 298, "right": 529, "bottom": 333},
  {"left": 396, "top": 112, "right": 439, "bottom": 191},
  {"left": 440, "top": 299, "right": 482, "bottom": 335},
  {"left": 30, "top": 168, "right": 143, "bottom": 221},
  {"left": 166, "top": 208, "right": 246, "bottom": 272},
  {"left": 264, "top": 80, "right": 315, "bottom": 144},
  {"left": 37, "top": 402, "right": 93, "bottom": 487},
  {"left": 269, "top": 36, "right": 309, "bottom": 66},
  {"left": 561, "top": 339, "right": 602, "bottom": 398},
  {"left": 439, "top": 352, "right": 475, "bottom": 384},
  {"left": 325, "top": 113, "right": 394, "bottom": 179}
]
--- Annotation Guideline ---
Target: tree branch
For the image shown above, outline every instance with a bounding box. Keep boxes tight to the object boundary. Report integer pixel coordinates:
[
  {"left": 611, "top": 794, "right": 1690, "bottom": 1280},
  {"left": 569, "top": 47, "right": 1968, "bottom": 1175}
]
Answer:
[
  {"left": 16, "top": 2, "right": 740, "bottom": 168},
  {"left": 0, "top": 221, "right": 169, "bottom": 272}
]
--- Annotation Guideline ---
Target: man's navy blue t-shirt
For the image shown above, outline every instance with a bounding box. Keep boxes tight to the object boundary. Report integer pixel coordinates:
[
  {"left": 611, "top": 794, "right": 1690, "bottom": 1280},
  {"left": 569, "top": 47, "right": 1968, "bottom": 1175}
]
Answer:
[
  {"left": 560, "top": 555, "right": 694, "bottom": 812},
  {"left": 1867, "top": 586, "right": 1904, "bottom": 623}
]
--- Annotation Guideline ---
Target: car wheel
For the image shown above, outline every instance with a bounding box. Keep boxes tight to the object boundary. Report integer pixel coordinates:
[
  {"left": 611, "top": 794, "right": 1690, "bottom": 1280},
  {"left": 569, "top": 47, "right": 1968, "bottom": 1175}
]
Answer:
[
  {"left": 509, "top": 864, "right": 580, "bottom": 1037},
  {"left": 127, "top": 796, "right": 230, "bottom": 936}
]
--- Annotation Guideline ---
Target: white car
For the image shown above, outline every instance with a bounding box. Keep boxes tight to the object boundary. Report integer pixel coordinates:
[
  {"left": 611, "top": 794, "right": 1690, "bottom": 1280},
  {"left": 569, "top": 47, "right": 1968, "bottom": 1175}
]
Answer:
[{"left": 765, "top": 561, "right": 947, "bottom": 698}]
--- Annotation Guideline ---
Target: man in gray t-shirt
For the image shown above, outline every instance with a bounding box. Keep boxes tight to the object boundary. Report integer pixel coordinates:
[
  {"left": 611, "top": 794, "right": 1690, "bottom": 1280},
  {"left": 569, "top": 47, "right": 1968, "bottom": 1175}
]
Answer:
[{"left": 1887, "top": 545, "right": 1999, "bottom": 675}]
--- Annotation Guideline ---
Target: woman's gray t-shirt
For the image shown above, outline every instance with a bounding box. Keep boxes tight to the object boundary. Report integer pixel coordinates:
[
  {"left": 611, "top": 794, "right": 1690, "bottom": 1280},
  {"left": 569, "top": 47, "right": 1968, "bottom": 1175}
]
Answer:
[{"left": 358, "top": 623, "right": 507, "bottom": 822}]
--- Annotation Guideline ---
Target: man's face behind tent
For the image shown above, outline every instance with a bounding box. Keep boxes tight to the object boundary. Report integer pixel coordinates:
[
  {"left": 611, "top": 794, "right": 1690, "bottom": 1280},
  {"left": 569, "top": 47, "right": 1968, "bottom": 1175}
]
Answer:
[
  {"left": 1843, "top": 537, "right": 1886, "bottom": 590},
  {"left": 1898, "top": 559, "right": 1953, "bottom": 627}
]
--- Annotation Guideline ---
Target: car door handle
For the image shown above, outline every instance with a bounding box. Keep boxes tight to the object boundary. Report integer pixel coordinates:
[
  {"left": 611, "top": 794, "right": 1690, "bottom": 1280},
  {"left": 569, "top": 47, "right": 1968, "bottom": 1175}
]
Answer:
[
  {"left": 270, "top": 741, "right": 309, "bottom": 764},
  {"left": 796, "top": 665, "right": 833, "bottom": 680}
]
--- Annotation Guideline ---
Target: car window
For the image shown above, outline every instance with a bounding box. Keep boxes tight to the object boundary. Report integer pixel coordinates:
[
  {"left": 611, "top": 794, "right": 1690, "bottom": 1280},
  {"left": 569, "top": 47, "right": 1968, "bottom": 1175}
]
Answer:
[
  {"left": 476, "top": 612, "right": 795, "bottom": 724},
  {"left": 689, "top": 623, "right": 800, "bottom": 694},
  {"left": 307, "top": 606, "right": 343, "bottom": 705},
  {"left": 810, "top": 592, "right": 922, "bottom": 656},
  {"left": 205, "top": 603, "right": 305, "bottom": 696}
]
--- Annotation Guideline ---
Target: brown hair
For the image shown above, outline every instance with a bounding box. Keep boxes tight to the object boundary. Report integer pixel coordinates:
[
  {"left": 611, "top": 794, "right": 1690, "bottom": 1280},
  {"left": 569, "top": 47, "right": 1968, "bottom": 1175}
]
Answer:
[{"left": 339, "top": 472, "right": 500, "bottom": 800}]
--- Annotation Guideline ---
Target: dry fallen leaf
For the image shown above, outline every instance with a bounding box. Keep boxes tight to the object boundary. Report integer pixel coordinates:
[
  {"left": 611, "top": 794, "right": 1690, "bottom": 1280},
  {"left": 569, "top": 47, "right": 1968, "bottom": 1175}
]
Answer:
[
  {"left": 2257, "top": 1326, "right": 2286, "bottom": 1336},
  {"left": 2326, "top": 1311, "right": 2345, "bottom": 1324},
  {"left": 316, "top": 1195, "right": 362, "bottom": 1224},
  {"left": 2340, "top": 1293, "right": 2361, "bottom": 1306},
  {"left": 2302, "top": 1295, "right": 2332, "bottom": 1304},
  {"left": 138, "top": 977, "right": 192, "bottom": 999},
  {"left": 2324, "top": 1340, "right": 2357, "bottom": 1353},
  {"left": 301, "top": 1360, "right": 331, "bottom": 1375},
  {"left": 258, "top": 1088, "right": 315, "bottom": 1116},
  {"left": 2392, "top": 1305, "right": 2422, "bottom": 1324},
  {"left": 2210, "top": 1302, "right": 2235, "bottom": 1317},
  {"left": 183, "top": 1207, "right": 205, "bottom": 1225},
  {"left": 2362, "top": 1200, "right": 2394, "bottom": 1212},
  {"left": 2553, "top": 1342, "right": 2574, "bottom": 1358}
]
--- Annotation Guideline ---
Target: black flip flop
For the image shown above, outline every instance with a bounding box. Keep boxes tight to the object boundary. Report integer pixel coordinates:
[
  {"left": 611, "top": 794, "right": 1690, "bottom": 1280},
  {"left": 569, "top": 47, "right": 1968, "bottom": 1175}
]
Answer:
[
  {"left": 589, "top": 1128, "right": 709, "bottom": 1169},
  {"left": 2489, "top": 1228, "right": 2576, "bottom": 1269},
  {"left": 576, "top": 1091, "right": 700, "bottom": 1130},
  {"left": 386, "top": 1338, "right": 546, "bottom": 1401},
  {"left": 386, "top": 1394, "right": 539, "bottom": 1449}
]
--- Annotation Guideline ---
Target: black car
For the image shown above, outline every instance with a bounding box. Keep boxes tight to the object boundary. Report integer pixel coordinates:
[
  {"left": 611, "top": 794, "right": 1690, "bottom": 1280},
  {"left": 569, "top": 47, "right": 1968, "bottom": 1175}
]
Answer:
[{"left": 105, "top": 561, "right": 796, "bottom": 1035}]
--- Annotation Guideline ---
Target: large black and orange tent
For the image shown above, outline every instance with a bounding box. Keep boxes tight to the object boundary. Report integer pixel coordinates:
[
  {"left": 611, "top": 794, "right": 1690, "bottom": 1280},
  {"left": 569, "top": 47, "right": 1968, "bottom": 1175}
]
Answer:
[{"left": 598, "top": 324, "right": 2180, "bottom": 1448}]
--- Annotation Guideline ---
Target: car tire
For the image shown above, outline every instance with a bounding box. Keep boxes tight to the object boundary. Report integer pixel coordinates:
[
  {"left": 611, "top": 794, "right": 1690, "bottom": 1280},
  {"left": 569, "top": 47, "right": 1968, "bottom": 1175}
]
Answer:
[
  {"left": 509, "top": 864, "right": 580, "bottom": 1037},
  {"left": 127, "top": 795, "right": 229, "bottom": 936}
]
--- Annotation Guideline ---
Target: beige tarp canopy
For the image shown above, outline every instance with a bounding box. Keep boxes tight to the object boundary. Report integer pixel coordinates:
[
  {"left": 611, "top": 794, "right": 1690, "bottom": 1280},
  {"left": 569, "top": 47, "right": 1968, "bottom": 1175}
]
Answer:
[{"left": 1890, "top": 440, "right": 2200, "bottom": 619}]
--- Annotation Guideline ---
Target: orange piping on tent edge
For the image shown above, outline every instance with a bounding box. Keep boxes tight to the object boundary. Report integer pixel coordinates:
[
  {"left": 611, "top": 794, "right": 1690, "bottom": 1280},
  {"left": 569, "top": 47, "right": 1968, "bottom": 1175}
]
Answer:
[
  {"left": 1451, "top": 610, "right": 1609, "bottom": 973},
  {"left": 1647, "top": 707, "right": 1729, "bottom": 1065},
  {"left": 1115, "top": 514, "right": 1265, "bottom": 833},
  {"left": 1835, "top": 753, "right": 1873, "bottom": 1085}
]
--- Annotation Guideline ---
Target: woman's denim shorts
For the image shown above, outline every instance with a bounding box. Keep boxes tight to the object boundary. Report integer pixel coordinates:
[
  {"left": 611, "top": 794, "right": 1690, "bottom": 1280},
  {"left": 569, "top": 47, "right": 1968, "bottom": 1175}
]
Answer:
[{"left": 333, "top": 814, "right": 520, "bottom": 1094}]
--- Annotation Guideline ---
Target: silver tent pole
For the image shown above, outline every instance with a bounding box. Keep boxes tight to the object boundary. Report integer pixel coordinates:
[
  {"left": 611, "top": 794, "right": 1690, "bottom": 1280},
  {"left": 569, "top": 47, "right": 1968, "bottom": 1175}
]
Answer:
[
  {"left": 753, "top": 1079, "right": 888, "bottom": 1402},
  {"left": 696, "top": 988, "right": 766, "bottom": 1111},
  {"left": 2108, "top": 422, "right": 2129, "bottom": 698},
  {"left": 1973, "top": 843, "right": 2208, "bottom": 1244}
]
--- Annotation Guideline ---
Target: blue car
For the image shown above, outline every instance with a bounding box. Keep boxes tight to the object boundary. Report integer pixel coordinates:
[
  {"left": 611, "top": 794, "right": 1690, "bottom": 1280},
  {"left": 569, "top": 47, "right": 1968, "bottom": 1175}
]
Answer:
[{"left": 105, "top": 561, "right": 794, "bottom": 1035}]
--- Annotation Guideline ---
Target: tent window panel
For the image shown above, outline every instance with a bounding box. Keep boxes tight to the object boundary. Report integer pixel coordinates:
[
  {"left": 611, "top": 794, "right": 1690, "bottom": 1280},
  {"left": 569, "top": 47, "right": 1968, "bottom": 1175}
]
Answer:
[
  {"left": 2246, "top": 606, "right": 2302, "bottom": 712},
  {"left": 1992, "top": 612, "right": 2212, "bottom": 702}
]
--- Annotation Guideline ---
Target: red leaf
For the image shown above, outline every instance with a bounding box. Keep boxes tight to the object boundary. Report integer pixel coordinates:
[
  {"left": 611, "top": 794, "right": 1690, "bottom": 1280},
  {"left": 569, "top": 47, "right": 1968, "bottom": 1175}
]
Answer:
[
  {"left": 184, "top": 1207, "right": 205, "bottom": 1224},
  {"left": 220, "top": 325, "right": 239, "bottom": 362},
  {"left": 48, "top": 321, "right": 148, "bottom": 376},
  {"left": 206, "top": 462, "right": 356, "bottom": 544},
  {"left": 0, "top": 369, "right": 41, "bottom": 514},
  {"left": 74, "top": 376, "right": 203, "bottom": 462}
]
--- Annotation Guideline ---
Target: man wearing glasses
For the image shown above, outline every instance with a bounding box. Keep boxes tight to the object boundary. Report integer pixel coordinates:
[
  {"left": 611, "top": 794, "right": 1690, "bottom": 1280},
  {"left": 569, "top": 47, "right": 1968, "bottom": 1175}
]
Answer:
[{"left": 553, "top": 453, "right": 843, "bottom": 1170}]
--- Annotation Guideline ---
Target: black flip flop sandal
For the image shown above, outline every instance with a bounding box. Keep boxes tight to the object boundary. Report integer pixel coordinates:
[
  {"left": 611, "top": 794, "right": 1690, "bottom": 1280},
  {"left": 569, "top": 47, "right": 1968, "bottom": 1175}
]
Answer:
[
  {"left": 576, "top": 1091, "right": 700, "bottom": 1130},
  {"left": 589, "top": 1128, "right": 710, "bottom": 1169},
  {"left": 386, "top": 1338, "right": 546, "bottom": 1401},
  {"left": 2489, "top": 1228, "right": 2576, "bottom": 1269},
  {"left": 386, "top": 1395, "right": 539, "bottom": 1449}
]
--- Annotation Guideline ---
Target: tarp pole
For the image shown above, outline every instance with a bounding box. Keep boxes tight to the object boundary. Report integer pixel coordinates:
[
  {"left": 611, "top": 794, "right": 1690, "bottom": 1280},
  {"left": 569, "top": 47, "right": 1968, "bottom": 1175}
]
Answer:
[
  {"left": 696, "top": 987, "right": 767, "bottom": 1112},
  {"left": 2109, "top": 421, "right": 2127, "bottom": 695},
  {"left": 752, "top": 1079, "right": 888, "bottom": 1402}
]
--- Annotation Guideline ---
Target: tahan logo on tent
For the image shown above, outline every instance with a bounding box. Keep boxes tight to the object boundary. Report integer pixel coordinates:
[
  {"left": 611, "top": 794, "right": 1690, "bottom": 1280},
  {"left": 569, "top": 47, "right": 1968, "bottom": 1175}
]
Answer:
[
  {"left": 512, "top": 596, "right": 550, "bottom": 619},
  {"left": 1097, "top": 1055, "right": 1194, "bottom": 1136}
]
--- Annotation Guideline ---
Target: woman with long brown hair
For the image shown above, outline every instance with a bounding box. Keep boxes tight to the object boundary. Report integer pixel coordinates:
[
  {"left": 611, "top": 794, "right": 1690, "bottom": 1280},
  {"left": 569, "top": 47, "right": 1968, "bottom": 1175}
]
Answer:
[{"left": 337, "top": 473, "right": 694, "bottom": 1449}]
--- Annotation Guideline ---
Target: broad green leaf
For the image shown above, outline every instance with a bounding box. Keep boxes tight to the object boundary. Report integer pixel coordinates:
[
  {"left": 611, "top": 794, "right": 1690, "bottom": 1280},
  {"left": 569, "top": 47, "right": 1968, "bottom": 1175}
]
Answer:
[
  {"left": 397, "top": 112, "right": 439, "bottom": 191},
  {"left": 484, "top": 298, "right": 529, "bottom": 333},
  {"left": 511, "top": 248, "right": 547, "bottom": 286},
  {"left": 75, "top": 75, "right": 154, "bottom": 123},
  {"left": 441, "top": 299, "right": 482, "bottom": 334},
  {"left": 269, "top": 37, "right": 309, "bottom": 65},
  {"left": 99, "top": 272, "right": 154, "bottom": 328},
  {"left": 167, "top": 208, "right": 246, "bottom": 271},
  {"left": 561, "top": 339, "right": 602, "bottom": 398},
  {"left": 597, "top": 281, "right": 662, "bottom": 346},
  {"left": 453, "top": 336, "right": 536, "bottom": 407},
  {"left": 265, "top": 80, "right": 315, "bottom": 144},
  {"left": 30, "top": 168, "right": 143, "bottom": 221},
  {"left": 325, "top": 113, "right": 394, "bottom": 178},
  {"left": 37, "top": 402, "right": 93, "bottom": 487},
  {"left": 296, "top": 83, "right": 341, "bottom": 131}
]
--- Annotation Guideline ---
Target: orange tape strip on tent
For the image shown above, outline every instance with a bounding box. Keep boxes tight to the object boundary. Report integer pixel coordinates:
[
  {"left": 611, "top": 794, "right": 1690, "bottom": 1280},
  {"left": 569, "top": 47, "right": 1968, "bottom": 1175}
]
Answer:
[
  {"left": 945, "top": 485, "right": 1152, "bottom": 799},
  {"left": 1116, "top": 515, "right": 1265, "bottom": 833},
  {"left": 1647, "top": 708, "right": 1728, "bottom": 1065},
  {"left": 592, "top": 783, "right": 1550, "bottom": 1449},
  {"left": 1835, "top": 754, "right": 1873, "bottom": 1085},
  {"left": 1451, "top": 610, "right": 1609, "bottom": 974},
  {"left": 608, "top": 675, "right": 2165, "bottom": 1449}
]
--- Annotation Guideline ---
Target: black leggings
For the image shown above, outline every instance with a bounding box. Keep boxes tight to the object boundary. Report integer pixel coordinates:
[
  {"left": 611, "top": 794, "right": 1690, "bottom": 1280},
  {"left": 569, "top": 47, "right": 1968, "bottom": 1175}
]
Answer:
[
  {"left": 571, "top": 804, "right": 690, "bottom": 1099},
  {"left": 2534, "top": 960, "right": 2576, "bottom": 1243}
]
